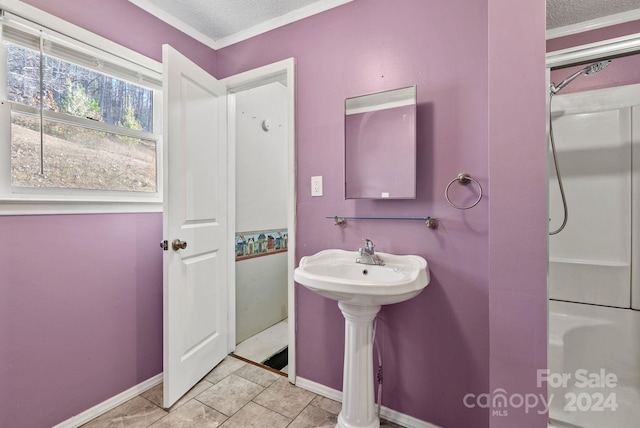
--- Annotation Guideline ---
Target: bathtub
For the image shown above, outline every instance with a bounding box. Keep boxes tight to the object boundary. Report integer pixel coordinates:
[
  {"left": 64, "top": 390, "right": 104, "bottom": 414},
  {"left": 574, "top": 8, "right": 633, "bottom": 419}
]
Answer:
[{"left": 548, "top": 300, "right": 640, "bottom": 428}]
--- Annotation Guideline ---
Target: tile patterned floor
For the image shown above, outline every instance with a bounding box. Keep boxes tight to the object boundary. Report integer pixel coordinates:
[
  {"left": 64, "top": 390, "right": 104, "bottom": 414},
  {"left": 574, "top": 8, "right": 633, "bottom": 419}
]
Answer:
[{"left": 81, "top": 355, "right": 405, "bottom": 428}]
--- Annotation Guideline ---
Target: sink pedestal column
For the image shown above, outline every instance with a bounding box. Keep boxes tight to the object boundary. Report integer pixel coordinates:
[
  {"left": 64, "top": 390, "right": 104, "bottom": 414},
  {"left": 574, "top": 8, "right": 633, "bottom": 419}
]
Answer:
[{"left": 337, "top": 302, "right": 381, "bottom": 428}]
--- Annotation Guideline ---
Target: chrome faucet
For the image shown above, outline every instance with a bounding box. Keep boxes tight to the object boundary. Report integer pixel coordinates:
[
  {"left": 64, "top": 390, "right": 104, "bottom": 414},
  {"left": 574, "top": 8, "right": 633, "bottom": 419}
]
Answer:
[{"left": 356, "top": 238, "right": 384, "bottom": 266}]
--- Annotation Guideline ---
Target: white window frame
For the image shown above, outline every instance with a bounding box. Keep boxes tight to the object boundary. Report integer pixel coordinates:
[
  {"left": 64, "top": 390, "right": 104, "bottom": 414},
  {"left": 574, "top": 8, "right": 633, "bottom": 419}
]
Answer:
[{"left": 0, "top": 1, "right": 163, "bottom": 215}]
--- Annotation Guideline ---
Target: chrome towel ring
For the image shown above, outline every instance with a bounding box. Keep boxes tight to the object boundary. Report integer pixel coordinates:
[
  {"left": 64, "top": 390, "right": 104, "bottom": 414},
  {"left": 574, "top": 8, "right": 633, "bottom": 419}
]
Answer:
[{"left": 445, "top": 173, "right": 483, "bottom": 210}]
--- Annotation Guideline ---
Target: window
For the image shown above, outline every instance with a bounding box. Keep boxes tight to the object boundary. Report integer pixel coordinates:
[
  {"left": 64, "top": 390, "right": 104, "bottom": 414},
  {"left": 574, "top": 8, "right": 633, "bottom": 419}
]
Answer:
[{"left": 0, "top": 11, "right": 163, "bottom": 212}]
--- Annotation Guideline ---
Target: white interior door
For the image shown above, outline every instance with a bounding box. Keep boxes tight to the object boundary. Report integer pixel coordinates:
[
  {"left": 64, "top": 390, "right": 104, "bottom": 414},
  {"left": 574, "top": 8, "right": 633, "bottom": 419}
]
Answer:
[{"left": 162, "top": 44, "right": 228, "bottom": 407}]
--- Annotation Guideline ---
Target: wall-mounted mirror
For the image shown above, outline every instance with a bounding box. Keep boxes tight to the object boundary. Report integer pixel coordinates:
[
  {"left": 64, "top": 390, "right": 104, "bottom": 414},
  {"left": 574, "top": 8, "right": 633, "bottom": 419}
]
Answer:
[{"left": 345, "top": 86, "right": 417, "bottom": 199}]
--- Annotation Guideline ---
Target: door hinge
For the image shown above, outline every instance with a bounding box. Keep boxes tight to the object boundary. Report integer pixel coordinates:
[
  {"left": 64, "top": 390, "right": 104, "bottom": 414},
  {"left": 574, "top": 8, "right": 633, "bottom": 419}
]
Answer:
[{"left": 160, "top": 240, "right": 168, "bottom": 251}]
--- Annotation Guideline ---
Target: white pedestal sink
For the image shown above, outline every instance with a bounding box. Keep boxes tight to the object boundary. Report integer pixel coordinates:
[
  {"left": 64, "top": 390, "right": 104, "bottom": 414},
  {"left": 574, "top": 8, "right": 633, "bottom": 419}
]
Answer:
[{"left": 294, "top": 249, "right": 430, "bottom": 428}]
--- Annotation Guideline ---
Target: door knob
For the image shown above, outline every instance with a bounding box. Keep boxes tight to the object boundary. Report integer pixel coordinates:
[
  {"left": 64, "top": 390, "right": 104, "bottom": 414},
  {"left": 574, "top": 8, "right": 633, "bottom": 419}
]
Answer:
[{"left": 172, "top": 239, "right": 187, "bottom": 251}]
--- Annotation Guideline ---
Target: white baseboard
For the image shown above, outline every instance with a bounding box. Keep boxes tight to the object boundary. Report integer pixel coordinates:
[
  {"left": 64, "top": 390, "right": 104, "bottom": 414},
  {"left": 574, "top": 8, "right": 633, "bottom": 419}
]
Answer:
[
  {"left": 295, "top": 376, "right": 441, "bottom": 428},
  {"left": 295, "top": 376, "right": 343, "bottom": 401},
  {"left": 52, "top": 373, "right": 163, "bottom": 428}
]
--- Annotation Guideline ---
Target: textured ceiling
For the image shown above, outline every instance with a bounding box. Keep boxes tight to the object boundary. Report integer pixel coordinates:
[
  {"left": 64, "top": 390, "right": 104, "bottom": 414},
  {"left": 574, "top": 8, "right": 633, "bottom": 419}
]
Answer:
[
  {"left": 130, "top": 0, "right": 335, "bottom": 45},
  {"left": 547, "top": 0, "right": 640, "bottom": 29}
]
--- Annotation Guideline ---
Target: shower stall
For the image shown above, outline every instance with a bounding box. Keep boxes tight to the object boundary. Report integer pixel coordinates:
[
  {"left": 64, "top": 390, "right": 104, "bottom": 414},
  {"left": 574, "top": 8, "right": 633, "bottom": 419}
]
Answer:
[{"left": 547, "top": 66, "right": 640, "bottom": 428}]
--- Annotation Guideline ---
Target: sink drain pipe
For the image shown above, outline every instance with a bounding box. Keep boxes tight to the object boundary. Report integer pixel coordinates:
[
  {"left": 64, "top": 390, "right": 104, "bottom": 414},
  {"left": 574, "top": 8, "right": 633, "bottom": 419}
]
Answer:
[{"left": 373, "top": 318, "right": 383, "bottom": 418}]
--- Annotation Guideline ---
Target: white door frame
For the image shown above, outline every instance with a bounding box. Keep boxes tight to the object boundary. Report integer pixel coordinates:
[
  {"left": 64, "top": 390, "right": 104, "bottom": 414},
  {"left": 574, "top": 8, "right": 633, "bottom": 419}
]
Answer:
[{"left": 222, "top": 58, "right": 297, "bottom": 383}]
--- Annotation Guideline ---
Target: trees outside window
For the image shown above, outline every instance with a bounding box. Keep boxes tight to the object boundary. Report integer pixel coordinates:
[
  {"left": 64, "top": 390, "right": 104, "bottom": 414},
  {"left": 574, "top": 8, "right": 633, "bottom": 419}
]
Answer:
[{"left": 6, "top": 43, "right": 159, "bottom": 193}]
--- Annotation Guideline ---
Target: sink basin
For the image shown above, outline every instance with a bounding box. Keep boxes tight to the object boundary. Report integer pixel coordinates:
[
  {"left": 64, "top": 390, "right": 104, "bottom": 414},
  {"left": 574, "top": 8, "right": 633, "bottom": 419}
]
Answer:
[
  {"left": 295, "top": 248, "right": 430, "bottom": 428},
  {"left": 294, "top": 249, "right": 430, "bottom": 306}
]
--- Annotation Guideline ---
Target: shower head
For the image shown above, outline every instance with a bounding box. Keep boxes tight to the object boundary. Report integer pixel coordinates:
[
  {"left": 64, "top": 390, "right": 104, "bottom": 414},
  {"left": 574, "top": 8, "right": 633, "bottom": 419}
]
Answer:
[
  {"left": 583, "top": 60, "right": 611, "bottom": 75},
  {"left": 550, "top": 60, "right": 612, "bottom": 95}
]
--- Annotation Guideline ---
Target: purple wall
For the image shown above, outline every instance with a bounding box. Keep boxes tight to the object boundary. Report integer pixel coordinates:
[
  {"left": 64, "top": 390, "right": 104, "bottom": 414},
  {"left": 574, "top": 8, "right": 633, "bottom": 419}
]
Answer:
[
  {"left": 0, "top": 214, "right": 162, "bottom": 427},
  {"left": 488, "top": 0, "right": 548, "bottom": 427},
  {"left": 548, "top": 22, "right": 640, "bottom": 94},
  {"left": 0, "top": 0, "right": 549, "bottom": 427},
  {"left": 218, "top": 0, "right": 546, "bottom": 426},
  {"left": 0, "top": 1, "right": 216, "bottom": 427}
]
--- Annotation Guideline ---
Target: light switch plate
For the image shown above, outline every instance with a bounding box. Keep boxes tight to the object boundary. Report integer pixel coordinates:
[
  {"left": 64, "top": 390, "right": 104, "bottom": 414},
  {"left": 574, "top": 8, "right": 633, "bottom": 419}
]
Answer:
[{"left": 311, "top": 176, "right": 323, "bottom": 196}]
